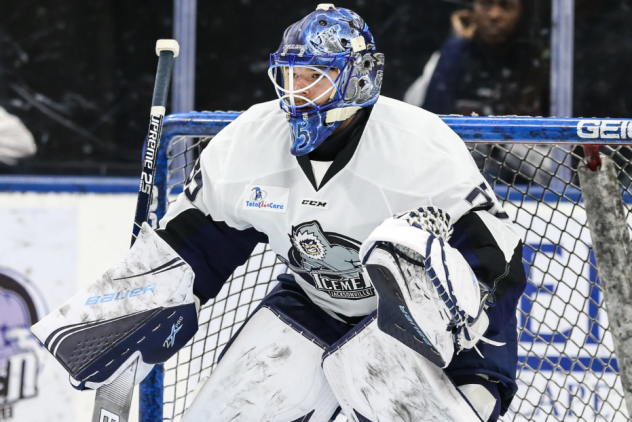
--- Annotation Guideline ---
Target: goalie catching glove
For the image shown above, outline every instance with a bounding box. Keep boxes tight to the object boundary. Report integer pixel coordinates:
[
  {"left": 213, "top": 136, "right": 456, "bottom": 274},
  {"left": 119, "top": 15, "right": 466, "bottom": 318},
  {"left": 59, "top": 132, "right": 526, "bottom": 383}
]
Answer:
[
  {"left": 359, "top": 207, "right": 501, "bottom": 368},
  {"left": 31, "top": 223, "right": 199, "bottom": 390}
]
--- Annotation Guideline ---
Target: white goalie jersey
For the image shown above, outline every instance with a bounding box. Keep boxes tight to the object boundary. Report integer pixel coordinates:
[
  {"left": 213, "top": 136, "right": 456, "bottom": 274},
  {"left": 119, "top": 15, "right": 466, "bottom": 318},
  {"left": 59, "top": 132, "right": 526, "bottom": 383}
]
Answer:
[{"left": 158, "top": 96, "right": 522, "bottom": 322}]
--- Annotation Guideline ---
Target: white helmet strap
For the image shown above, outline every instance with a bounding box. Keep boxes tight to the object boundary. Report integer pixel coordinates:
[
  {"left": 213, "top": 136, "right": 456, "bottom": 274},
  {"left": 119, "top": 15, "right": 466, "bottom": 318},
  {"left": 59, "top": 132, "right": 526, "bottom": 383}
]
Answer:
[{"left": 325, "top": 106, "right": 361, "bottom": 124}]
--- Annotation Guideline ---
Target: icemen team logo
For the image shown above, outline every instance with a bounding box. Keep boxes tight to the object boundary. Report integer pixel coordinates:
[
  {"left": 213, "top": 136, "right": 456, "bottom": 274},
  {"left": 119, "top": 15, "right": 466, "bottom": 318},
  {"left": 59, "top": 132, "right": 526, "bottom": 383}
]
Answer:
[
  {"left": 279, "top": 221, "right": 375, "bottom": 300},
  {"left": 0, "top": 267, "right": 48, "bottom": 421},
  {"left": 243, "top": 185, "right": 289, "bottom": 213}
]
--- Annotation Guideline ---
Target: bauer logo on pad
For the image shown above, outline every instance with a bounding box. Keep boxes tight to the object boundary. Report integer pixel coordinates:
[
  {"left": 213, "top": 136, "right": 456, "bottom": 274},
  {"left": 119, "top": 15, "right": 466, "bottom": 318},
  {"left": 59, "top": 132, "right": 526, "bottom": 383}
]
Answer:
[{"left": 243, "top": 185, "right": 289, "bottom": 213}]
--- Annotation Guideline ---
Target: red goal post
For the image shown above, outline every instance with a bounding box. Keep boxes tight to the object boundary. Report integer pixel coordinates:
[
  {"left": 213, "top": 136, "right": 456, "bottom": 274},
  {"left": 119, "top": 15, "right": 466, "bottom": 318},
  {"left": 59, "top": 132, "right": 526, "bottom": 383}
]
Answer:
[{"left": 138, "top": 113, "right": 632, "bottom": 422}]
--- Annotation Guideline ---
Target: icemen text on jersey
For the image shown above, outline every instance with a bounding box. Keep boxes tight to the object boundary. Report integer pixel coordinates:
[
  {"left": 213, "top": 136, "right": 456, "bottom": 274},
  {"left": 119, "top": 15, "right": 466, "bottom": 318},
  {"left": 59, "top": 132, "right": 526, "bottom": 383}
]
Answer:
[{"left": 280, "top": 221, "right": 373, "bottom": 300}]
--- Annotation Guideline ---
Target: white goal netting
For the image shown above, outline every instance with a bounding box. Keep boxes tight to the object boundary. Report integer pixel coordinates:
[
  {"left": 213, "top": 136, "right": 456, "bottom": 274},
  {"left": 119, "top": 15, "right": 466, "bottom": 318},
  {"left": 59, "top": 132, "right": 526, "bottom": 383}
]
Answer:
[{"left": 157, "top": 127, "right": 632, "bottom": 422}]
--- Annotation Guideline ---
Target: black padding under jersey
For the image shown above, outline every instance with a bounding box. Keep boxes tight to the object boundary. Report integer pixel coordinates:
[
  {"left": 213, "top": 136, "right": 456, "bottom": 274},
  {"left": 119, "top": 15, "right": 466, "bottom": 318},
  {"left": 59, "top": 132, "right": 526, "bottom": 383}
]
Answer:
[
  {"left": 157, "top": 209, "right": 268, "bottom": 304},
  {"left": 447, "top": 211, "right": 526, "bottom": 416},
  {"left": 446, "top": 314, "right": 519, "bottom": 417},
  {"left": 449, "top": 212, "right": 527, "bottom": 336}
]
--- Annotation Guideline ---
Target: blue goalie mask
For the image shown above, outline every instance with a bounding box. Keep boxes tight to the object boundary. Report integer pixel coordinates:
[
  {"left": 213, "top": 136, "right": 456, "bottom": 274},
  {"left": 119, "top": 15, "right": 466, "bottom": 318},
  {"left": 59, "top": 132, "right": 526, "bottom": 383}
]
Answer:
[{"left": 269, "top": 4, "right": 385, "bottom": 156}]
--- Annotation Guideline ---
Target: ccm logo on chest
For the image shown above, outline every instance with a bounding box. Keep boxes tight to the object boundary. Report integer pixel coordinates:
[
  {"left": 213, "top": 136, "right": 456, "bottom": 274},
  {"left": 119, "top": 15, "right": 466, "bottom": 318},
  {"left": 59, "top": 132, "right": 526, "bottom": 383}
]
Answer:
[
  {"left": 243, "top": 185, "right": 290, "bottom": 213},
  {"left": 301, "top": 199, "right": 328, "bottom": 209}
]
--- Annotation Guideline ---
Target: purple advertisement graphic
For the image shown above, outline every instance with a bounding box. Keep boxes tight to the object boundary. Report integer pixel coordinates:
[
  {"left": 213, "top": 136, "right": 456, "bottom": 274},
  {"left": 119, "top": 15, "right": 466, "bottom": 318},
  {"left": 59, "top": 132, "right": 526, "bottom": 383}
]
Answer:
[{"left": 0, "top": 267, "right": 47, "bottom": 421}]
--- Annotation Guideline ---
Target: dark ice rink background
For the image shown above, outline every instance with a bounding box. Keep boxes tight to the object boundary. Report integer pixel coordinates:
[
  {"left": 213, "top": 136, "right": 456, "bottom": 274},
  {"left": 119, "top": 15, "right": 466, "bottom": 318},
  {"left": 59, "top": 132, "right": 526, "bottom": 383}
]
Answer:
[{"left": 0, "top": 0, "right": 630, "bottom": 175}]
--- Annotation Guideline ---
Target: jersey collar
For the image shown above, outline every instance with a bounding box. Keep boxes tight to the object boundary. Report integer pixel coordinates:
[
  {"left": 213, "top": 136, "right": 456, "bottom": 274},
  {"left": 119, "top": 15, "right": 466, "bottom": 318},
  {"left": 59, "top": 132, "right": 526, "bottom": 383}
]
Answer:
[{"left": 296, "top": 106, "right": 373, "bottom": 191}]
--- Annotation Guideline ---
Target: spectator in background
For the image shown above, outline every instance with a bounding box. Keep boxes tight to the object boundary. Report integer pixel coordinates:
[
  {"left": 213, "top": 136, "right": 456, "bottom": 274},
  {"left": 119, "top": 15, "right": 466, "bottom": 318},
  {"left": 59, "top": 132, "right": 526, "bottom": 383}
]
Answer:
[
  {"left": 404, "top": 0, "right": 552, "bottom": 186},
  {"left": 0, "top": 106, "right": 36, "bottom": 172}
]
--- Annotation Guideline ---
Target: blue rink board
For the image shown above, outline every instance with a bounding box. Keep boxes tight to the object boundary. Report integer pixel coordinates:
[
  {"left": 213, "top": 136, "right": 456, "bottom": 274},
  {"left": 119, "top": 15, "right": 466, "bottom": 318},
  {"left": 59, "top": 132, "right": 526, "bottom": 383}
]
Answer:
[{"left": 0, "top": 176, "right": 140, "bottom": 193}]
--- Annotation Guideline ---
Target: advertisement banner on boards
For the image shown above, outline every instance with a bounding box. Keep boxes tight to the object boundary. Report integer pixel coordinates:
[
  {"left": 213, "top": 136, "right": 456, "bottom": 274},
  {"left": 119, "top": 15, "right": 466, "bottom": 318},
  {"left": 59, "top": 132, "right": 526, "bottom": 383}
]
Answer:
[{"left": 0, "top": 207, "right": 78, "bottom": 422}]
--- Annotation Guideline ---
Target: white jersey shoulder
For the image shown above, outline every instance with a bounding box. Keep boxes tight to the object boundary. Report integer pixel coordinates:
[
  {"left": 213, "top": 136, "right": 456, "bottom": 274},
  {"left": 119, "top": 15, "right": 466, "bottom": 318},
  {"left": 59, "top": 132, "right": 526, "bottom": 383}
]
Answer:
[
  {"left": 202, "top": 100, "right": 289, "bottom": 185},
  {"left": 206, "top": 96, "right": 481, "bottom": 222},
  {"left": 353, "top": 96, "right": 480, "bottom": 207}
]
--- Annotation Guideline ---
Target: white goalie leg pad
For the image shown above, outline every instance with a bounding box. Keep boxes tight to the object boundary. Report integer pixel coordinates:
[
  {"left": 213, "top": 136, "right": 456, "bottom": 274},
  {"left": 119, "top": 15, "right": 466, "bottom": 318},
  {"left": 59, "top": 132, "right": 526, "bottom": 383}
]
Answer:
[
  {"left": 322, "top": 316, "right": 483, "bottom": 422},
  {"left": 31, "top": 222, "right": 198, "bottom": 390},
  {"left": 182, "top": 306, "right": 339, "bottom": 422}
]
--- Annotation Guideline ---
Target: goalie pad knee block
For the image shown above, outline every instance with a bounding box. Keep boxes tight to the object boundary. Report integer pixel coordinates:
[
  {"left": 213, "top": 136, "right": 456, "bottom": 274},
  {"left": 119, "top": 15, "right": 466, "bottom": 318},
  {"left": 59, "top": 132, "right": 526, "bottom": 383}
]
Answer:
[
  {"left": 322, "top": 314, "right": 483, "bottom": 421},
  {"left": 31, "top": 222, "right": 198, "bottom": 390},
  {"left": 183, "top": 306, "right": 338, "bottom": 422}
]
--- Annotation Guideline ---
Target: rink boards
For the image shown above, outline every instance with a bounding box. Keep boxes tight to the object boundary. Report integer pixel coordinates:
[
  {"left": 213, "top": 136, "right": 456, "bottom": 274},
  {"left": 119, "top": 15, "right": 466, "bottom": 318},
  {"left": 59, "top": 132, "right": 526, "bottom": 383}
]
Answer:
[
  {"left": 0, "top": 178, "right": 630, "bottom": 421},
  {"left": 505, "top": 195, "right": 630, "bottom": 421}
]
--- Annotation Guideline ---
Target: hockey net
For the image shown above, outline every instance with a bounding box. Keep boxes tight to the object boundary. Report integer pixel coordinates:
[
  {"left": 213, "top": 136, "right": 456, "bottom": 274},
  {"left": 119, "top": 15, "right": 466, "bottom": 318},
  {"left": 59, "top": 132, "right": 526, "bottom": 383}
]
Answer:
[{"left": 150, "top": 112, "right": 632, "bottom": 422}]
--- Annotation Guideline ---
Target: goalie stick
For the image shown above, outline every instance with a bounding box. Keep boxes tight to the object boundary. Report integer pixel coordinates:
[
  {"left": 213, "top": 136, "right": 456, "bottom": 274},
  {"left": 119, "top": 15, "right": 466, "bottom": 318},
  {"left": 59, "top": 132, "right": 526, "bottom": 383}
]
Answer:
[{"left": 91, "top": 39, "right": 179, "bottom": 422}]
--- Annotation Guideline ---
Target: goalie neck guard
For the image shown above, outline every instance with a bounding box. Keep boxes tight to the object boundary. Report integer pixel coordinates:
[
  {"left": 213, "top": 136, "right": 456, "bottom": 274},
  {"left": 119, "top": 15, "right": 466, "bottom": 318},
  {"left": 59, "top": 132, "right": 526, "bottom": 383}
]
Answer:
[{"left": 268, "top": 4, "right": 384, "bottom": 156}]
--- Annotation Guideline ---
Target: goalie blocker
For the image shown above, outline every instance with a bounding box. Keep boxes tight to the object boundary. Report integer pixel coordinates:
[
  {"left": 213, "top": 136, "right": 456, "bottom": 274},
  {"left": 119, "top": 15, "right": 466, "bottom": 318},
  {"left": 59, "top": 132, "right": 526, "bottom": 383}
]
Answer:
[{"left": 30, "top": 223, "right": 198, "bottom": 390}]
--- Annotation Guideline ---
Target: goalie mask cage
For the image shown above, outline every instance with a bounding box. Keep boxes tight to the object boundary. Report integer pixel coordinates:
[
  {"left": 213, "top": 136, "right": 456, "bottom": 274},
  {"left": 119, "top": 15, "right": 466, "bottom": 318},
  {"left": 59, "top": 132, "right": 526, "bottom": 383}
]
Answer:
[{"left": 139, "top": 112, "right": 632, "bottom": 422}]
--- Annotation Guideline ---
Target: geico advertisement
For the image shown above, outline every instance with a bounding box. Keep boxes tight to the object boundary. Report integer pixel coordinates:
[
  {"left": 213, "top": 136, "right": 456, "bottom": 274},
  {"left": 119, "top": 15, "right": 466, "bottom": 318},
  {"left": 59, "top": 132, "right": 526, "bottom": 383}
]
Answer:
[
  {"left": 0, "top": 205, "right": 77, "bottom": 422},
  {"left": 507, "top": 200, "right": 629, "bottom": 421}
]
